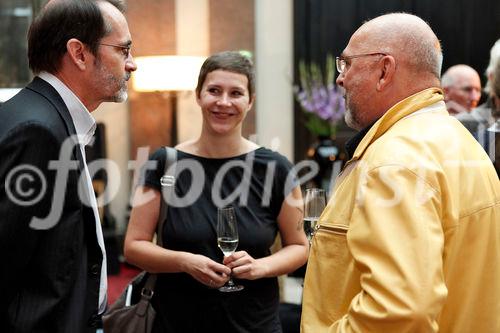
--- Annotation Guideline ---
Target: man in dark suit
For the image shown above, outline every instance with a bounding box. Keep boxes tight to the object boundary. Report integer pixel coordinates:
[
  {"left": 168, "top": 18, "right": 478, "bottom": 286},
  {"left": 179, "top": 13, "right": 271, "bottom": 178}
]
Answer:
[{"left": 0, "top": 0, "right": 137, "bottom": 332}]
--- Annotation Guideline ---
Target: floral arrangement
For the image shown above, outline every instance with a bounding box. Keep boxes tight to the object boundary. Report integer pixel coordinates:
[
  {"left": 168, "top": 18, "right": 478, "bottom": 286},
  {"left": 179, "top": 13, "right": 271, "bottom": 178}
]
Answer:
[{"left": 294, "top": 54, "right": 345, "bottom": 137}]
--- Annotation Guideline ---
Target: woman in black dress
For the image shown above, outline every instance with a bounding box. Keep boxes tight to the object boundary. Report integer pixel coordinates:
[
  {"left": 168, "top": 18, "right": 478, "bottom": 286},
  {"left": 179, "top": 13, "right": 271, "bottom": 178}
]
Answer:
[{"left": 124, "top": 51, "right": 309, "bottom": 332}]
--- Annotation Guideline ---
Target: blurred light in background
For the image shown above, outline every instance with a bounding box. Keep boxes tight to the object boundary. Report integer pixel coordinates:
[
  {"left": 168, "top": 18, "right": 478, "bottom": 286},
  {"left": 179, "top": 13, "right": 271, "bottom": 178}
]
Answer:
[
  {"left": 132, "top": 56, "right": 206, "bottom": 92},
  {"left": 0, "top": 88, "right": 21, "bottom": 103}
]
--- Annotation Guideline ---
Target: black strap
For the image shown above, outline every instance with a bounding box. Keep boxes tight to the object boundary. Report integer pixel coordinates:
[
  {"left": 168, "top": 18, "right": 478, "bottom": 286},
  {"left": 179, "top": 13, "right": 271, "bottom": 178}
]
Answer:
[{"left": 143, "top": 147, "right": 177, "bottom": 293}]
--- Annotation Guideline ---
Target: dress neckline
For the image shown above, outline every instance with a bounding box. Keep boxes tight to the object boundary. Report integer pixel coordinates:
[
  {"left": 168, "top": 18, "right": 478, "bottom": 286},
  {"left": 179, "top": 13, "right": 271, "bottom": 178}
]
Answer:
[{"left": 176, "top": 147, "right": 265, "bottom": 161}]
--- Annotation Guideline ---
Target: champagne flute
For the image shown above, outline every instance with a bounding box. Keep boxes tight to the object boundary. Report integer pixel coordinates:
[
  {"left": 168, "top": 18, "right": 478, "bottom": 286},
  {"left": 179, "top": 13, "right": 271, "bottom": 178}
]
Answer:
[
  {"left": 217, "top": 206, "right": 244, "bottom": 292},
  {"left": 304, "top": 188, "right": 326, "bottom": 241}
]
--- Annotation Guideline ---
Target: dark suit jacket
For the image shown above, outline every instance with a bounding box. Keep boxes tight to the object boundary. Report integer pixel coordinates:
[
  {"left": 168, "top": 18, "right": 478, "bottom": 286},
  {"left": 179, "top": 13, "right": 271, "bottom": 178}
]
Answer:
[{"left": 0, "top": 77, "right": 103, "bottom": 332}]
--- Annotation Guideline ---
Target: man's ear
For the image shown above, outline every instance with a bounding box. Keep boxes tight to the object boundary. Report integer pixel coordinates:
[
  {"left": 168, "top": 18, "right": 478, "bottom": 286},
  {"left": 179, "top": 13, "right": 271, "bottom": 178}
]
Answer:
[
  {"left": 442, "top": 86, "right": 451, "bottom": 101},
  {"left": 66, "top": 38, "right": 88, "bottom": 71},
  {"left": 376, "top": 55, "right": 396, "bottom": 91}
]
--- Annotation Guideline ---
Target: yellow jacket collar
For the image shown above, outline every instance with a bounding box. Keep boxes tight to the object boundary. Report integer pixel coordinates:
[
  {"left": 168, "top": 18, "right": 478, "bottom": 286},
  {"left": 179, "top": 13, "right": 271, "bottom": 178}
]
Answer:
[{"left": 352, "top": 87, "right": 444, "bottom": 160}]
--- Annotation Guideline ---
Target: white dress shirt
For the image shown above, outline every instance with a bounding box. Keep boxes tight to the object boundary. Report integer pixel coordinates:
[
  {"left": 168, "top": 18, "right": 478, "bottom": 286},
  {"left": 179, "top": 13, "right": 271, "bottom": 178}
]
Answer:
[{"left": 38, "top": 72, "right": 108, "bottom": 314}]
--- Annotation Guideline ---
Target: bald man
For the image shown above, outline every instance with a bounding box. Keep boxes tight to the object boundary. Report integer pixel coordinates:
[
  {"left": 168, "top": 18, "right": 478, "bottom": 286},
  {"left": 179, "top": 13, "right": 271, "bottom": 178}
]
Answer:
[
  {"left": 301, "top": 13, "right": 500, "bottom": 333},
  {"left": 442, "top": 64, "right": 482, "bottom": 115}
]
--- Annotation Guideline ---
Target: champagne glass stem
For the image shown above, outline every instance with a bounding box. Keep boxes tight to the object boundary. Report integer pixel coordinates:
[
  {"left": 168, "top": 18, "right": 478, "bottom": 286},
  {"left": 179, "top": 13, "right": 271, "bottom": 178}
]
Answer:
[{"left": 225, "top": 256, "right": 236, "bottom": 286}]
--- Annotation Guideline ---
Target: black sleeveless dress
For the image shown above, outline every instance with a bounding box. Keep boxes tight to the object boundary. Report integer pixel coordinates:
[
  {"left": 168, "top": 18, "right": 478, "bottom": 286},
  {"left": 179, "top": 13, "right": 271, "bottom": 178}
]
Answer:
[{"left": 141, "top": 147, "right": 298, "bottom": 333}]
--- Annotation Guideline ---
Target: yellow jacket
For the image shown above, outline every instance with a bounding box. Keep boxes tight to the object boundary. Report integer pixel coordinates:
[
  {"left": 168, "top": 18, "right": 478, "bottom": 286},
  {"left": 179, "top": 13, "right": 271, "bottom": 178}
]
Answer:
[{"left": 301, "top": 88, "right": 500, "bottom": 333}]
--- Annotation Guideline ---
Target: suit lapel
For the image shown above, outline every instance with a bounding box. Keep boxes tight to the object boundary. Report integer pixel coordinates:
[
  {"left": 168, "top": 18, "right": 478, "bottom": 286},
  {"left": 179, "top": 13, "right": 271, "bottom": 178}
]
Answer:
[
  {"left": 25, "top": 77, "right": 99, "bottom": 219},
  {"left": 26, "top": 77, "right": 87, "bottom": 174}
]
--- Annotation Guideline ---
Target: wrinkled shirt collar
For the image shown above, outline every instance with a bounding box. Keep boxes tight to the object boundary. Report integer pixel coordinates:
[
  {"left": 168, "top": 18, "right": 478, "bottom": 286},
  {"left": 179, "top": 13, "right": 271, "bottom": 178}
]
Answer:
[{"left": 38, "top": 72, "right": 96, "bottom": 146}]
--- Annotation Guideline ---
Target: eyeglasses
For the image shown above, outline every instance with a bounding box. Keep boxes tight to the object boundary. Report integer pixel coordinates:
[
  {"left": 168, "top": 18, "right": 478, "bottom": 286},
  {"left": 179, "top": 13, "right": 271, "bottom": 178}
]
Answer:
[
  {"left": 100, "top": 42, "right": 131, "bottom": 58},
  {"left": 336, "top": 52, "right": 387, "bottom": 74}
]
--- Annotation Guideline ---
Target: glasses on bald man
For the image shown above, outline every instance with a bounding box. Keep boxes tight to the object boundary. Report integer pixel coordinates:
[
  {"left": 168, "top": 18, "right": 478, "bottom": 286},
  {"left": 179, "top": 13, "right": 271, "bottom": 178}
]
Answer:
[{"left": 336, "top": 53, "right": 387, "bottom": 74}]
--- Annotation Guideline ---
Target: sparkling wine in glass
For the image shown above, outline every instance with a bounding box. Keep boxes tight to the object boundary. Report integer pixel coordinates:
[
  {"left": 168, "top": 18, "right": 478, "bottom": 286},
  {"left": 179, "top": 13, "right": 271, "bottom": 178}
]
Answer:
[
  {"left": 304, "top": 188, "right": 326, "bottom": 241},
  {"left": 217, "top": 206, "right": 244, "bottom": 292}
]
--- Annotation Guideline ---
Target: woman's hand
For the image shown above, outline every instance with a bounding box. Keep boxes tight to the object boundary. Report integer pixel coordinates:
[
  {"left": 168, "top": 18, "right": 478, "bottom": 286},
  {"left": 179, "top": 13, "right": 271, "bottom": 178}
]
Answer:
[
  {"left": 222, "top": 185, "right": 309, "bottom": 280},
  {"left": 184, "top": 254, "right": 231, "bottom": 288},
  {"left": 223, "top": 251, "right": 269, "bottom": 280}
]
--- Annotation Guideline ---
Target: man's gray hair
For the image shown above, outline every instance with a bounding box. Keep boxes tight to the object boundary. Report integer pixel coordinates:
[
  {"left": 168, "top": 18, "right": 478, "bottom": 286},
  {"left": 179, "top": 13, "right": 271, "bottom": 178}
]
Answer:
[
  {"left": 485, "top": 39, "right": 500, "bottom": 94},
  {"left": 492, "top": 58, "right": 500, "bottom": 98},
  {"left": 404, "top": 20, "right": 443, "bottom": 78}
]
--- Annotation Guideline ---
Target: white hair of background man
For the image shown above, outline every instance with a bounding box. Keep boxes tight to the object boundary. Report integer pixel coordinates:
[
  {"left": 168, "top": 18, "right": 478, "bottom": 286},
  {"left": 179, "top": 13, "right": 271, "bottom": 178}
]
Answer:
[{"left": 485, "top": 39, "right": 500, "bottom": 94}]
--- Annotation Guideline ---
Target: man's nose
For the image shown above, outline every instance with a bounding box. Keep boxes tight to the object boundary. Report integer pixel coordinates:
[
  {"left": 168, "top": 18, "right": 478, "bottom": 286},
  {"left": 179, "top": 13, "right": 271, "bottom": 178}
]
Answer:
[
  {"left": 336, "top": 73, "right": 344, "bottom": 87},
  {"left": 471, "top": 89, "right": 481, "bottom": 102},
  {"left": 126, "top": 53, "right": 138, "bottom": 72}
]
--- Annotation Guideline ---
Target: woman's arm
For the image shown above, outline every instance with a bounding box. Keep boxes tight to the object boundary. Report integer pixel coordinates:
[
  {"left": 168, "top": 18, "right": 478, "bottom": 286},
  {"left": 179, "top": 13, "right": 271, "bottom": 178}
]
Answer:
[
  {"left": 225, "top": 185, "right": 309, "bottom": 279},
  {"left": 124, "top": 186, "right": 231, "bottom": 287}
]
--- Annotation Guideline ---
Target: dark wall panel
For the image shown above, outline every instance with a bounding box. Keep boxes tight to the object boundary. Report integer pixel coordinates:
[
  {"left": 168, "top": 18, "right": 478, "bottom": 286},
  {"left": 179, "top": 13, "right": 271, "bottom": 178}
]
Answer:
[{"left": 294, "top": 0, "right": 500, "bottom": 161}]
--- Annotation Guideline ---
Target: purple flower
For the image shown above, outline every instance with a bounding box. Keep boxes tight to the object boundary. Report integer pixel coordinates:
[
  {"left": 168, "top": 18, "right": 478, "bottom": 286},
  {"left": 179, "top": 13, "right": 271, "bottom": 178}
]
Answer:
[
  {"left": 294, "top": 55, "right": 345, "bottom": 136},
  {"left": 294, "top": 83, "right": 345, "bottom": 122}
]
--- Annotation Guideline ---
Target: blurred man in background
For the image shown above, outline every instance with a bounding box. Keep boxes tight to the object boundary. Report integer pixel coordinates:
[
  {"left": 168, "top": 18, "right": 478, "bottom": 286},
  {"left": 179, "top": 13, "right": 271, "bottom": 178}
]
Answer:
[
  {"left": 459, "top": 39, "right": 500, "bottom": 154},
  {"left": 441, "top": 64, "right": 482, "bottom": 115},
  {"left": 489, "top": 51, "right": 500, "bottom": 175}
]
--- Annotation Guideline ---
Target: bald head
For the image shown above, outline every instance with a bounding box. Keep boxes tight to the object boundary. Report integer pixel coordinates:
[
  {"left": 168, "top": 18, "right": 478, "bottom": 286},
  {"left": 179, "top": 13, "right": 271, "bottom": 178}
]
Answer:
[
  {"left": 442, "top": 65, "right": 481, "bottom": 88},
  {"left": 441, "top": 64, "right": 481, "bottom": 114},
  {"left": 337, "top": 13, "right": 443, "bottom": 130},
  {"left": 356, "top": 13, "right": 443, "bottom": 78}
]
